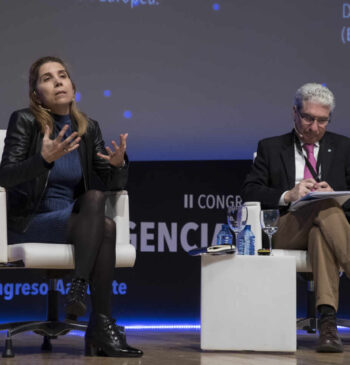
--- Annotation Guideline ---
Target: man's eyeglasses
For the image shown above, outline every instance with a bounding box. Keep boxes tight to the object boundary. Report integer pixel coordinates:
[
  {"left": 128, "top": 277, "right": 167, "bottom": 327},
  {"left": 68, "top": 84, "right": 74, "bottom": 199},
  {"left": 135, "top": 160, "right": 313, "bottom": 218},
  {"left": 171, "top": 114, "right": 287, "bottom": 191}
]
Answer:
[{"left": 297, "top": 110, "right": 330, "bottom": 125}]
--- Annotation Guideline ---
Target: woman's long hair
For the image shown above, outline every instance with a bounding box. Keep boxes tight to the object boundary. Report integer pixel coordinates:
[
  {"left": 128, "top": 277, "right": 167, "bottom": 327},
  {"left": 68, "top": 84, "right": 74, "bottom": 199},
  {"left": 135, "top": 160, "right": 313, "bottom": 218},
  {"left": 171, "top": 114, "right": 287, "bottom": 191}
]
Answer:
[{"left": 29, "top": 56, "right": 88, "bottom": 136}]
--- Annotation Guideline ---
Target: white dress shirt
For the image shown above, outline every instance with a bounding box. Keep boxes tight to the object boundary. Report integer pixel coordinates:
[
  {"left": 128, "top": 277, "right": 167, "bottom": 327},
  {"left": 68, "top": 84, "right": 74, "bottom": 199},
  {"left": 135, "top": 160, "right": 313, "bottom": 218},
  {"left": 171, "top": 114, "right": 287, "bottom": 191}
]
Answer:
[{"left": 279, "top": 140, "right": 320, "bottom": 206}]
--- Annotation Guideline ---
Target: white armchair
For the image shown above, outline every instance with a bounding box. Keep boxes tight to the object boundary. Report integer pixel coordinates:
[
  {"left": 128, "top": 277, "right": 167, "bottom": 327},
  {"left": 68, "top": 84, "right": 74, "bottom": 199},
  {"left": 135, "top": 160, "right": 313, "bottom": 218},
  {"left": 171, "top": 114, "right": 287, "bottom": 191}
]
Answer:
[
  {"left": 244, "top": 201, "right": 350, "bottom": 332},
  {"left": 0, "top": 130, "right": 136, "bottom": 357}
]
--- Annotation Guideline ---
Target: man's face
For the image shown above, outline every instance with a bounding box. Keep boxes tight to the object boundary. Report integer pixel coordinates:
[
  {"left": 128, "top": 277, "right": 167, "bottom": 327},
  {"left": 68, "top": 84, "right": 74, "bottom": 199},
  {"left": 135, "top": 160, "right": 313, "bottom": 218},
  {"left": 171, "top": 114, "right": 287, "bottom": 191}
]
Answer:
[{"left": 294, "top": 101, "right": 331, "bottom": 144}]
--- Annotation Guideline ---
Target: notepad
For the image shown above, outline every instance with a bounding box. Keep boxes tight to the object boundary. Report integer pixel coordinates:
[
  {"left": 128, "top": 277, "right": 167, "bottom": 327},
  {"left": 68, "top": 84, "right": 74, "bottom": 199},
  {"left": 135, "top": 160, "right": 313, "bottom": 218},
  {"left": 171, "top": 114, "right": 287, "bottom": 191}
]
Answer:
[{"left": 289, "top": 191, "right": 350, "bottom": 211}]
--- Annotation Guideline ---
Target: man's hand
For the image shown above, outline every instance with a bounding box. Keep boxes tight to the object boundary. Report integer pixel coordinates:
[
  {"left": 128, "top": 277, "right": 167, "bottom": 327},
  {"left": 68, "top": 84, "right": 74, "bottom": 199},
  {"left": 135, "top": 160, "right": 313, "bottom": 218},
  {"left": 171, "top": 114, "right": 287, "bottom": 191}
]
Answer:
[
  {"left": 284, "top": 178, "right": 317, "bottom": 203},
  {"left": 41, "top": 125, "right": 81, "bottom": 163},
  {"left": 97, "top": 133, "right": 128, "bottom": 168},
  {"left": 314, "top": 181, "right": 333, "bottom": 192}
]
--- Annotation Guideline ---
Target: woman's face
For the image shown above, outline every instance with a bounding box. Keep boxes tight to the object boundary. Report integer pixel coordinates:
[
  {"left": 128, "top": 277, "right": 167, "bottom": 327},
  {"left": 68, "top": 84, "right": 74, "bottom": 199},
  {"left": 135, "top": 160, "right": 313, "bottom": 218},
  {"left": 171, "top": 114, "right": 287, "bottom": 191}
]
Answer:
[{"left": 35, "top": 61, "right": 75, "bottom": 115}]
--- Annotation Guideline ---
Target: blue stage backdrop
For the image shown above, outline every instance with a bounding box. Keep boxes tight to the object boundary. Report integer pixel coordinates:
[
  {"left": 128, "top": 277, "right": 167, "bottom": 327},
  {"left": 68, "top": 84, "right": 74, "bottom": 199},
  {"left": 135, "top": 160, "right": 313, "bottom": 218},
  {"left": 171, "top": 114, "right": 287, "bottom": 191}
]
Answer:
[
  {"left": 1, "top": 1, "right": 350, "bottom": 326},
  {"left": 0, "top": 0, "right": 350, "bottom": 161},
  {"left": 1, "top": 161, "right": 350, "bottom": 325}
]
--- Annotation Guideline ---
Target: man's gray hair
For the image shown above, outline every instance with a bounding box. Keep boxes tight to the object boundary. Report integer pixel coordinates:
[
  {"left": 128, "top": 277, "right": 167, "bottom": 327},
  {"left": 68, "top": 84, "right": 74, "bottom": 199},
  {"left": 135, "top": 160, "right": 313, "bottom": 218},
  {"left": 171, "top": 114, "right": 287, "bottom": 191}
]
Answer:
[{"left": 294, "top": 83, "right": 335, "bottom": 112}]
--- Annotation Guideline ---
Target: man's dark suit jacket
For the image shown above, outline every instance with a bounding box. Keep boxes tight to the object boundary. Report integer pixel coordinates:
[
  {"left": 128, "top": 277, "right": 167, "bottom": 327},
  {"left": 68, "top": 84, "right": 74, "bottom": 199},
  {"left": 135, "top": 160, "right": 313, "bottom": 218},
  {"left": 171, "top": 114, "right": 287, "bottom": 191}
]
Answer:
[{"left": 241, "top": 130, "right": 350, "bottom": 216}]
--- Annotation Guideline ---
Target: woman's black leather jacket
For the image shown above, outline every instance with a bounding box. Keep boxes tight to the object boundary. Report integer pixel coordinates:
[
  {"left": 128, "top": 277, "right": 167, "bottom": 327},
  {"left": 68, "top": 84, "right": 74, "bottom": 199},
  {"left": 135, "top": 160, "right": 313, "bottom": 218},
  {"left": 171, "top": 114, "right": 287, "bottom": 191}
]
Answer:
[{"left": 0, "top": 108, "right": 128, "bottom": 233}]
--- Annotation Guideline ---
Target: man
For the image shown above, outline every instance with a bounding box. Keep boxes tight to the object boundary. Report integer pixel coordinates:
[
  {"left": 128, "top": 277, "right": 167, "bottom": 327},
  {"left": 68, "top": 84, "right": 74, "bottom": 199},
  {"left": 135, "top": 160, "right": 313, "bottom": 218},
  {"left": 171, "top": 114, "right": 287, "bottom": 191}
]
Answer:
[{"left": 242, "top": 83, "right": 350, "bottom": 353}]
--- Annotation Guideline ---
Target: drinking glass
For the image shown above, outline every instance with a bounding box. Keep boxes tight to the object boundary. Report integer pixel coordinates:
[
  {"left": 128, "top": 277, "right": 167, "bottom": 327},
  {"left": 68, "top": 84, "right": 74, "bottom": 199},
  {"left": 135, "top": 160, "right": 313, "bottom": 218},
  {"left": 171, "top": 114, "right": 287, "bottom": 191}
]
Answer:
[
  {"left": 227, "top": 206, "right": 248, "bottom": 247},
  {"left": 260, "top": 209, "right": 280, "bottom": 255}
]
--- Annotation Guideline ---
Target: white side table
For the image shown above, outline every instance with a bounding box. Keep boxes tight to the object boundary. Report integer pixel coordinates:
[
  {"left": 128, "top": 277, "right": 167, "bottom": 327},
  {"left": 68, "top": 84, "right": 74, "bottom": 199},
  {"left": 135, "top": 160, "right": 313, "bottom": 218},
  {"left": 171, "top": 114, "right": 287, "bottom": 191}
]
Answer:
[{"left": 201, "top": 255, "right": 296, "bottom": 352}]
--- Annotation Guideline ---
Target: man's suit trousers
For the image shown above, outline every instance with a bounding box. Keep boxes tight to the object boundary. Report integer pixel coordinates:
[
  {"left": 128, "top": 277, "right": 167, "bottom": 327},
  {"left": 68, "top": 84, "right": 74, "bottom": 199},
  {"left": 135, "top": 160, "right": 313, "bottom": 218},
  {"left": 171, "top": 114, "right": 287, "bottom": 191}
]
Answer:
[{"left": 273, "top": 199, "right": 350, "bottom": 311}]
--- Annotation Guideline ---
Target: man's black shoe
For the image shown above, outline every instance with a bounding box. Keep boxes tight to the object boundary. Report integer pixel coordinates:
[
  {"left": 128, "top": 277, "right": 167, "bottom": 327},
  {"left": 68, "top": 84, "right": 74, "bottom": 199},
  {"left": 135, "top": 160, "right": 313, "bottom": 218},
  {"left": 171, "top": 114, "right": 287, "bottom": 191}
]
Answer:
[{"left": 316, "top": 315, "right": 343, "bottom": 353}]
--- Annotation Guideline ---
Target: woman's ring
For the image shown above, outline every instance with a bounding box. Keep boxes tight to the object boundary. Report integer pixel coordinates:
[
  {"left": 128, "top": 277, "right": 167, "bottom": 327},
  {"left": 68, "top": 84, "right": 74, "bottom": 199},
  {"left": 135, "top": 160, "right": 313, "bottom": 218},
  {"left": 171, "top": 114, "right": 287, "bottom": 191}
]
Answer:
[{"left": 63, "top": 148, "right": 68, "bottom": 152}]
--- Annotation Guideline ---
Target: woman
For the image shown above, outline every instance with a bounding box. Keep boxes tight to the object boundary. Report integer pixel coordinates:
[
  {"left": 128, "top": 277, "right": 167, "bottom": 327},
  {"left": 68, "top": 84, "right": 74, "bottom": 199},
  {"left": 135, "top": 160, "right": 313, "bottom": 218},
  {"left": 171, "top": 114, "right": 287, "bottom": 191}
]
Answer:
[{"left": 0, "top": 56, "right": 142, "bottom": 358}]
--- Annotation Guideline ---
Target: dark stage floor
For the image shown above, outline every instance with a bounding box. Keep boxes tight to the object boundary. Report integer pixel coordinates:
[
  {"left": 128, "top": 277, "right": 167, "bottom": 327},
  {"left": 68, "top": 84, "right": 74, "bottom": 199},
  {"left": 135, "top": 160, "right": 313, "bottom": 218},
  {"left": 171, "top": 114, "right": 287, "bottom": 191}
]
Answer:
[{"left": 1, "top": 329, "right": 350, "bottom": 364}]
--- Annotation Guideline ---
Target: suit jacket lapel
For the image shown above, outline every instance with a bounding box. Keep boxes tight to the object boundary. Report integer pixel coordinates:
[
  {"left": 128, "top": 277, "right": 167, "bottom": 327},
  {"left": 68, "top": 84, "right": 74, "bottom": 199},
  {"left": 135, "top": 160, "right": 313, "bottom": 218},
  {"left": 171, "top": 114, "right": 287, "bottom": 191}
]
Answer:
[
  {"left": 280, "top": 132, "right": 295, "bottom": 189},
  {"left": 318, "top": 132, "right": 333, "bottom": 181}
]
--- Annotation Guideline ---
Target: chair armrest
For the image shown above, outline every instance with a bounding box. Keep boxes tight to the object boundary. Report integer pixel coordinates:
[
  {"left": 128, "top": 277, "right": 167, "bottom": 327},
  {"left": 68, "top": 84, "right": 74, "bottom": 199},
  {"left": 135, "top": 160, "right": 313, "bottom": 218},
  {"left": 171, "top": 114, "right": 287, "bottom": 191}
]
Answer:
[
  {"left": 105, "top": 190, "right": 136, "bottom": 268},
  {"left": 0, "top": 188, "right": 8, "bottom": 263},
  {"left": 105, "top": 190, "right": 130, "bottom": 247}
]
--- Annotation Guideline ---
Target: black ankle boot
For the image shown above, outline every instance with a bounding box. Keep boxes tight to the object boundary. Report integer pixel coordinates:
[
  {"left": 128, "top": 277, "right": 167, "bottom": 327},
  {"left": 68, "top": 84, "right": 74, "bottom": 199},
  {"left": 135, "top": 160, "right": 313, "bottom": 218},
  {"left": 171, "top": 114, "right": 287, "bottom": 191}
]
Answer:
[
  {"left": 65, "top": 278, "right": 88, "bottom": 319},
  {"left": 85, "top": 313, "right": 143, "bottom": 357}
]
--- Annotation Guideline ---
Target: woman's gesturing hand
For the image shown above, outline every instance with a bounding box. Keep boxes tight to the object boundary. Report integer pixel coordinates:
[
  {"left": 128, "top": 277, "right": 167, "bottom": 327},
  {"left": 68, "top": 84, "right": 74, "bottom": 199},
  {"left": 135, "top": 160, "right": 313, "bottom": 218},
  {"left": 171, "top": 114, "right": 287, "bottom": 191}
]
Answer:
[
  {"left": 97, "top": 133, "right": 128, "bottom": 168},
  {"left": 41, "top": 124, "right": 81, "bottom": 163}
]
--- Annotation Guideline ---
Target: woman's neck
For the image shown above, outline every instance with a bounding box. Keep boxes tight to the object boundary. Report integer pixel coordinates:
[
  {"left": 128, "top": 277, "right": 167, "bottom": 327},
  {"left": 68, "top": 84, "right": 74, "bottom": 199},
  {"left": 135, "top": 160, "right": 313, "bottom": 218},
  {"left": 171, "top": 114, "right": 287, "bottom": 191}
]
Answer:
[{"left": 52, "top": 113, "right": 71, "bottom": 123}]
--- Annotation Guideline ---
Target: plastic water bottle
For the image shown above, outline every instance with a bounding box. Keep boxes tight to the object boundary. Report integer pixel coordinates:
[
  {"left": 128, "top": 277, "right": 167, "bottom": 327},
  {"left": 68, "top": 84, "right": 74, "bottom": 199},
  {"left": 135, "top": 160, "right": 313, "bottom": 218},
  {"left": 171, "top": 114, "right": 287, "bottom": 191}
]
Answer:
[
  {"left": 216, "top": 224, "right": 233, "bottom": 245},
  {"left": 249, "top": 230, "right": 255, "bottom": 255},
  {"left": 237, "top": 225, "right": 255, "bottom": 255},
  {"left": 236, "top": 229, "right": 245, "bottom": 255}
]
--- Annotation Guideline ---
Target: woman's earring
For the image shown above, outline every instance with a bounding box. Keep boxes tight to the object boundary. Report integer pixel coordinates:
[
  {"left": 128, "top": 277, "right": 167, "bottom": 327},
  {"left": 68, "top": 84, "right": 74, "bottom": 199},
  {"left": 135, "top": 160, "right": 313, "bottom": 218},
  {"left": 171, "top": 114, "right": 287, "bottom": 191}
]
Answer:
[
  {"left": 33, "top": 90, "right": 40, "bottom": 104},
  {"left": 34, "top": 91, "right": 50, "bottom": 112}
]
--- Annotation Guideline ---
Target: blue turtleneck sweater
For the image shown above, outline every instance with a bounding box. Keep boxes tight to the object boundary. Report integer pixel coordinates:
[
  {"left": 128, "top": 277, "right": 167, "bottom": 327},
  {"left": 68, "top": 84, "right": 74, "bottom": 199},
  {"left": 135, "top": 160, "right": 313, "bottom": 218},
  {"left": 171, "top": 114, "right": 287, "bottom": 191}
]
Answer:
[
  {"left": 8, "top": 114, "right": 83, "bottom": 244},
  {"left": 38, "top": 114, "right": 82, "bottom": 213}
]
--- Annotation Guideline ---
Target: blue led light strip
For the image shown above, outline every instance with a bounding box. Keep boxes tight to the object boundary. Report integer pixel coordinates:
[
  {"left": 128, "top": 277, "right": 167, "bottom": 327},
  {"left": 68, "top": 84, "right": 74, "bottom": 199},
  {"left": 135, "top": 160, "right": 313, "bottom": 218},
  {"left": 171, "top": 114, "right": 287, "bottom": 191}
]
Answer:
[
  {"left": 125, "top": 324, "right": 201, "bottom": 330},
  {"left": 63, "top": 324, "right": 200, "bottom": 336}
]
